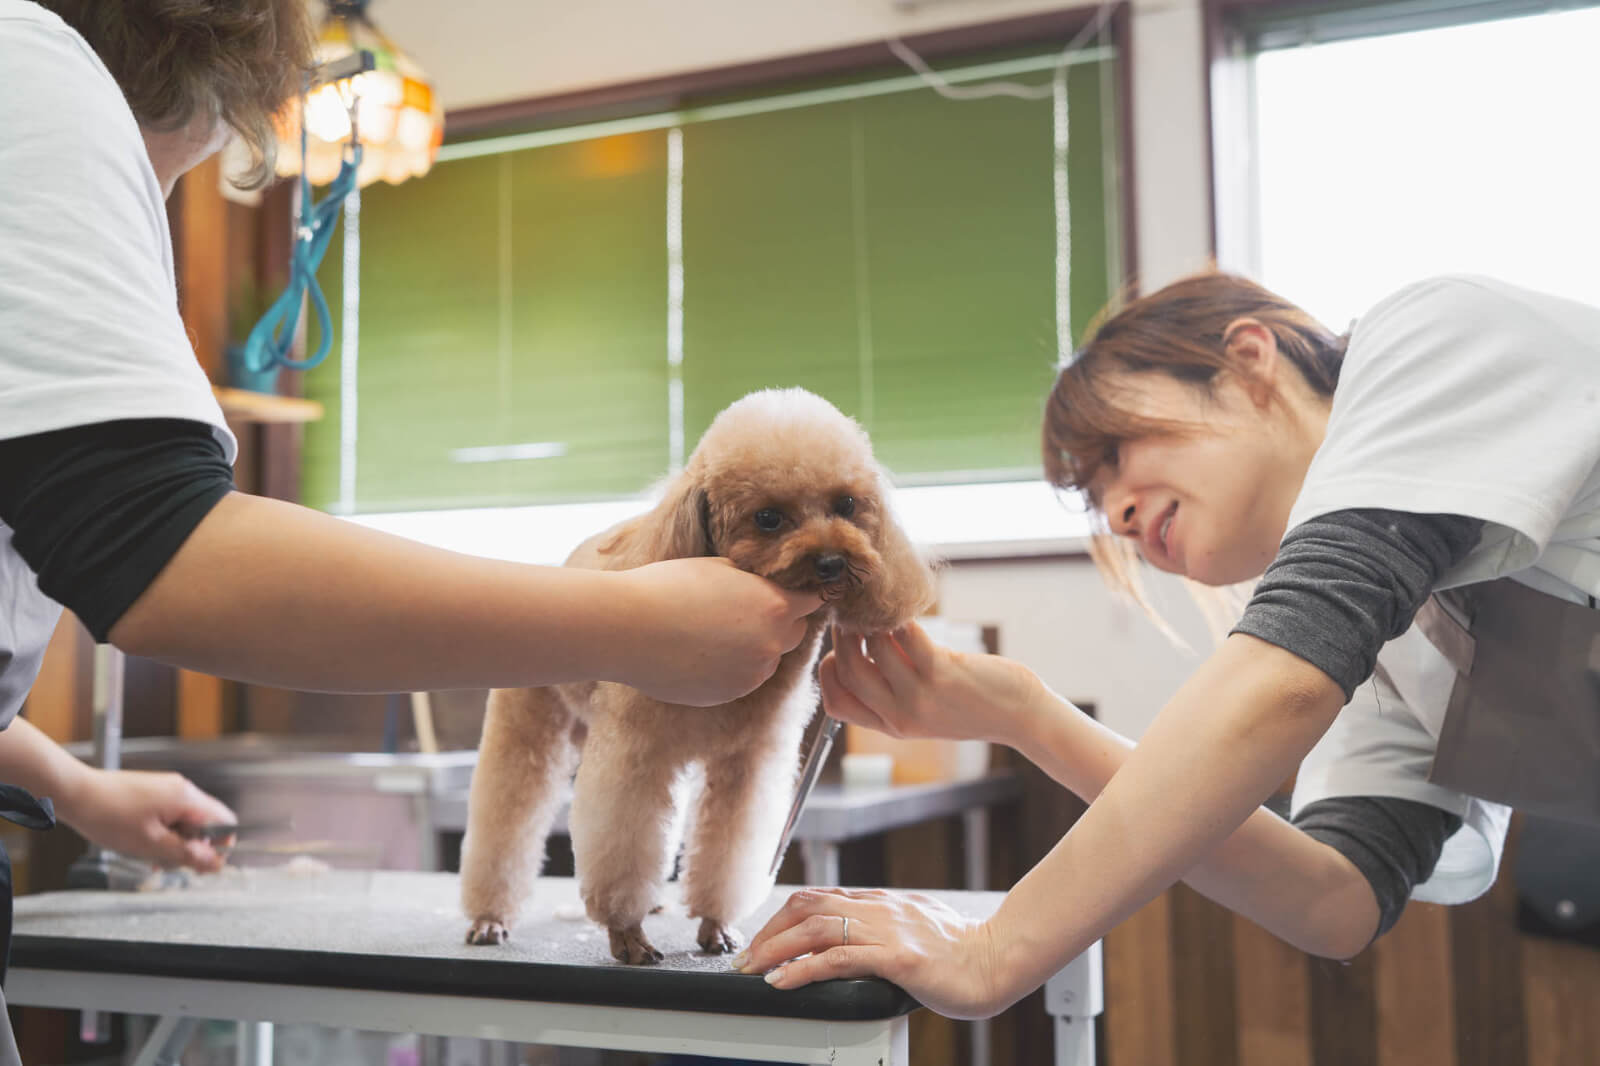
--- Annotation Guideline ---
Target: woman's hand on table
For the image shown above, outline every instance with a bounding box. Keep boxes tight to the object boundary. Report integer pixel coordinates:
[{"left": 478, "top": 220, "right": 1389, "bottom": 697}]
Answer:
[
  {"left": 821, "top": 621, "right": 1044, "bottom": 747},
  {"left": 735, "top": 887, "right": 1011, "bottom": 1020},
  {"left": 60, "top": 768, "right": 236, "bottom": 872}
]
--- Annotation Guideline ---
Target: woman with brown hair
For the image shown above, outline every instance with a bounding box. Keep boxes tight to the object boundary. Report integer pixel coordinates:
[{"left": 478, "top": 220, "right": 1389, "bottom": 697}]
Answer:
[
  {"left": 0, "top": 0, "right": 819, "bottom": 1031},
  {"left": 739, "top": 270, "right": 1600, "bottom": 1018}
]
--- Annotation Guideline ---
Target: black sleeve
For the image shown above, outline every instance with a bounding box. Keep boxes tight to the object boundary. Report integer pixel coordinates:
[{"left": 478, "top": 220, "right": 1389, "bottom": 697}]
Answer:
[
  {"left": 1231, "top": 509, "right": 1485, "bottom": 699},
  {"left": 1293, "top": 795, "right": 1464, "bottom": 941},
  {"left": 0, "top": 419, "right": 234, "bottom": 642}
]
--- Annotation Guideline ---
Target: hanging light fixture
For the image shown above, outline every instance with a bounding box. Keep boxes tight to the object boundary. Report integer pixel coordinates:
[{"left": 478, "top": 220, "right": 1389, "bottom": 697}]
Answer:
[{"left": 276, "top": 0, "right": 443, "bottom": 187}]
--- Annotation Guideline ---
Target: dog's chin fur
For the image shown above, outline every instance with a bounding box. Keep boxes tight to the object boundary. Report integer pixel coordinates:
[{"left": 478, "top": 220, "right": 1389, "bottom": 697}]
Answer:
[{"left": 459, "top": 388, "right": 937, "bottom": 962}]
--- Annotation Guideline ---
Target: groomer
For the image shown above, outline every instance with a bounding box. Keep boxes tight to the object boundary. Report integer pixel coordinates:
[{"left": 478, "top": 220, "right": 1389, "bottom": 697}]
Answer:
[
  {"left": 0, "top": 1, "right": 819, "bottom": 1055},
  {"left": 741, "top": 270, "right": 1600, "bottom": 1017}
]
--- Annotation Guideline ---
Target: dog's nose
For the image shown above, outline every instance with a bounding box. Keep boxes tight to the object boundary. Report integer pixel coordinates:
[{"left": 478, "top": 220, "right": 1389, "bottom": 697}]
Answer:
[{"left": 814, "top": 553, "right": 847, "bottom": 582}]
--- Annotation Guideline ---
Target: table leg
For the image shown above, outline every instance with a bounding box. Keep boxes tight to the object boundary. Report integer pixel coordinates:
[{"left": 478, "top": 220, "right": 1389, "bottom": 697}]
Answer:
[
  {"left": 800, "top": 840, "right": 840, "bottom": 886},
  {"left": 962, "top": 807, "right": 992, "bottom": 1066},
  {"left": 413, "top": 793, "right": 438, "bottom": 872},
  {"left": 237, "top": 1020, "right": 273, "bottom": 1066},
  {"left": 961, "top": 807, "right": 989, "bottom": 892},
  {"left": 1044, "top": 942, "right": 1104, "bottom": 1066},
  {"left": 1052, "top": 1015, "right": 1096, "bottom": 1066},
  {"left": 131, "top": 1016, "right": 197, "bottom": 1066}
]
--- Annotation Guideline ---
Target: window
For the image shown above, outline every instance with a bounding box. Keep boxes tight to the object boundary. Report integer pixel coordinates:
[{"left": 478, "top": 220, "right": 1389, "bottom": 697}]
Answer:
[
  {"left": 303, "top": 134, "right": 673, "bottom": 512},
  {"left": 1222, "top": 2, "right": 1600, "bottom": 328},
  {"left": 301, "top": 44, "right": 1123, "bottom": 553}
]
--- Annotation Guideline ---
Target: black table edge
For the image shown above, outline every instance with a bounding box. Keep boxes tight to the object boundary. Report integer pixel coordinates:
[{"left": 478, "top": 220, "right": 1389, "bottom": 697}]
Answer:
[{"left": 11, "top": 936, "right": 922, "bottom": 1022}]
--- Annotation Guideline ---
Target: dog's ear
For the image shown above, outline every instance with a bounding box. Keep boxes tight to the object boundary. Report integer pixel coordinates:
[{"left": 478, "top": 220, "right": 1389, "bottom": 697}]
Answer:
[
  {"left": 867, "top": 469, "right": 940, "bottom": 623},
  {"left": 637, "top": 470, "right": 714, "bottom": 562}
]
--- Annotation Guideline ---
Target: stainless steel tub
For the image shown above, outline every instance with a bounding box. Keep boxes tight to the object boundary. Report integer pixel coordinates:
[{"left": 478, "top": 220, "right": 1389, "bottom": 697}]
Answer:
[{"left": 66, "top": 734, "right": 477, "bottom": 871}]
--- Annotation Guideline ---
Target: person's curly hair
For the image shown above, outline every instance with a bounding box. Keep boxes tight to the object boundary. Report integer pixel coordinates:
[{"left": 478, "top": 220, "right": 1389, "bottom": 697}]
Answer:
[{"left": 40, "top": 0, "right": 317, "bottom": 188}]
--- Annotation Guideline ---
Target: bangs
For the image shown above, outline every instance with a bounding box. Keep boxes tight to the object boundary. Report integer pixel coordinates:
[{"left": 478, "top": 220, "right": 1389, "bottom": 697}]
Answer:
[{"left": 1041, "top": 356, "right": 1183, "bottom": 501}]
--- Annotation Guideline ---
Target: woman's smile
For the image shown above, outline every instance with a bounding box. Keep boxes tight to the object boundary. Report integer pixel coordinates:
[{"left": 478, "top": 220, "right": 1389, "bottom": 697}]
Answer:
[
  {"left": 1158, "top": 503, "right": 1179, "bottom": 567},
  {"left": 1138, "top": 499, "right": 1182, "bottom": 571}
]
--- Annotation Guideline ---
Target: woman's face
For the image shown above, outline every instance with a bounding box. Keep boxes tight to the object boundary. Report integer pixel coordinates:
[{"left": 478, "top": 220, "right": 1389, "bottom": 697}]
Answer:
[{"left": 1086, "top": 361, "right": 1322, "bottom": 586}]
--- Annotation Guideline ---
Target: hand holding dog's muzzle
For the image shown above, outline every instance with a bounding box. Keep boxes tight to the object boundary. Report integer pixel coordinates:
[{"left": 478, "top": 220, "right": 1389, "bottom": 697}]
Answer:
[{"left": 613, "top": 558, "right": 823, "bottom": 706}]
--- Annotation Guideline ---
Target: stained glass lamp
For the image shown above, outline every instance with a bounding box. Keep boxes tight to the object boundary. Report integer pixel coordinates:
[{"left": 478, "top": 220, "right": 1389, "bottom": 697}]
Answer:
[{"left": 276, "top": 0, "right": 443, "bottom": 187}]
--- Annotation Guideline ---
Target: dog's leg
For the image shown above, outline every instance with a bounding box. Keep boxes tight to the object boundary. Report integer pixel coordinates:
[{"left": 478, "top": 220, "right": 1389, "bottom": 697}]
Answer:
[
  {"left": 568, "top": 715, "right": 685, "bottom": 965},
  {"left": 460, "top": 686, "right": 579, "bottom": 945},
  {"left": 682, "top": 736, "right": 801, "bottom": 955}
]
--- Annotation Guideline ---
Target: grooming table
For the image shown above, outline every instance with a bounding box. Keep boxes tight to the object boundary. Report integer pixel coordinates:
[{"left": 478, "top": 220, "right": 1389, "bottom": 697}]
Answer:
[{"left": 8, "top": 871, "right": 1100, "bottom": 1066}]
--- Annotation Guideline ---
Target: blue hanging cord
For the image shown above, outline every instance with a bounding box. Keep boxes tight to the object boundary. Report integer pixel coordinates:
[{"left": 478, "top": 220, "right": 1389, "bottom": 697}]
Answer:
[{"left": 239, "top": 89, "right": 362, "bottom": 374}]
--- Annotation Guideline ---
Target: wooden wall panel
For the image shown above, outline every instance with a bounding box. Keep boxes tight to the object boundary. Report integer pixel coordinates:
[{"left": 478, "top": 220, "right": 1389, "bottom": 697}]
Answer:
[
  {"left": 1106, "top": 893, "right": 1177, "bottom": 1066},
  {"left": 1169, "top": 885, "right": 1238, "bottom": 1066},
  {"left": 1450, "top": 835, "right": 1528, "bottom": 1066},
  {"left": 169, "top": 158, "right": 234, "bottom": 741},
  {"left": 1100, "top": 813, "right": 1600, "bottom": 1066},
  {"left": 1374, "top": 902, "right": 1456, "bottom": 1066},
  {"left": 1233, "top": 916, "right": 1311, "bottom": 1066},
  {"left": 21, "top": 612, "right": 93, "bottom": 743},
  {"left": 1307, "top": 948, "right": 1377, "bottom": 1065},
  {"left": 176, "top": 156, "right": 228, "bottom": 383},
  {"left": 1522, "top": 933, "right": 1600, "bottom": 1065},
  {"left": 176, "top": 668, "right": 227, "bottom": 739}
]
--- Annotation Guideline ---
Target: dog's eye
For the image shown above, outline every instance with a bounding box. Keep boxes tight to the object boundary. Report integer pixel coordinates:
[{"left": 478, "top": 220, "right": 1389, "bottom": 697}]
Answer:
[
  {"left": 754, "top": 508, "right": 784, "bottom": 532},
  {"left": 833, "top": 496, "right": 856, "bottom": 518}
]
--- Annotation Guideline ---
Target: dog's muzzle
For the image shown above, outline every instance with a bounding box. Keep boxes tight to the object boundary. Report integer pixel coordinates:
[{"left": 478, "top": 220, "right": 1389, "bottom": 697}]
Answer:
[{"left": 814, "top": 552, "right": 847, "bottom": 583}]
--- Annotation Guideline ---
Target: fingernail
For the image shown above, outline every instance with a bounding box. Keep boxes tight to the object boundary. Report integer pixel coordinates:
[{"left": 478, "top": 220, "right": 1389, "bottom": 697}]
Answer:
[
  {"left": 764, "top": 966, "right": 786, "bottom": 986},
  {"left": 731, "top": 950, "right": 749, "bottom": 970}
]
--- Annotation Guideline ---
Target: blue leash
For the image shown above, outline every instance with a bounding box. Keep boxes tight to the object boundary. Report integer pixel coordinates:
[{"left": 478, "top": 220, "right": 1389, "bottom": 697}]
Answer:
[{"left": 238, "top": 141, "right": 362, "bottom": 374}]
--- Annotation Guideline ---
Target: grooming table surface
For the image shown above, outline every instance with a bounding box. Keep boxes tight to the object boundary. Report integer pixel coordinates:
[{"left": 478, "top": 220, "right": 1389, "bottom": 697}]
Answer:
[{"left": 13, "top": 871, "right": 1001, "bottom": 1021}]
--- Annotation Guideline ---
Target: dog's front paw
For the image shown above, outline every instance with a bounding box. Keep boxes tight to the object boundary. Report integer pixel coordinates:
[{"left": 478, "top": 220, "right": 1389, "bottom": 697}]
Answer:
[
  {"left": 466, "top": 918, "right": 510, "bottom": 946},
  {"left": 608, "top": 923, "right": 664, "bottom": 965},
  {"left": 696, "top": 918, "right": 740, "bottom": 956}
]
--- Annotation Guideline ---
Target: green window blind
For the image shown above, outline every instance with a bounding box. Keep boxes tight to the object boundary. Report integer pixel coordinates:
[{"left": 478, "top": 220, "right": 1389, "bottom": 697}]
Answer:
[
  {"left": 682, "top": 58, "right": 1113, "bottom": 481},
  {"left": 301, "top": 51, "right": 1118, "bottom": 512},
  {"left": 303, "top": 133, "right": 670, "bottom": 512}
]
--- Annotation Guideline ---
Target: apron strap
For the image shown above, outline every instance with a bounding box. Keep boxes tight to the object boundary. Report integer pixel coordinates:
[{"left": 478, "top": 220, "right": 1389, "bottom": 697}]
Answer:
[{"left": 1414, "top": 593, "right": 1477, "bottom": 676}]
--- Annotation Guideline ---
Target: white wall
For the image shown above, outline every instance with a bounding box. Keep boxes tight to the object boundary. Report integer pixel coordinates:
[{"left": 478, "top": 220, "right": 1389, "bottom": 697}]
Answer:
[
  {"left": 376, "top": 0, "right": 1079, "bottom": 111},
  {"left": 367, "top": 0, "right": 1216, "bottom": 739},
  {"left": 939, "top": 556, "right": 1214, "bottom": 740}
]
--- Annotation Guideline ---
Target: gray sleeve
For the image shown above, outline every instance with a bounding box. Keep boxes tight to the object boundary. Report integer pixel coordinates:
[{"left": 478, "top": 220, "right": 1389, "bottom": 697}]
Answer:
[
  {"left": 1231, "top": 509, "right": 1484, "bottom": 699},
  {"left": 1293, "top": 796, "right": 1464, "bottom": 940}
]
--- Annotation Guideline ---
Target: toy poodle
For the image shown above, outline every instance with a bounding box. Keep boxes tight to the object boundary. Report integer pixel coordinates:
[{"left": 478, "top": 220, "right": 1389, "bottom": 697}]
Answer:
[{"left": 458, "top": 387, "right": 936, "bottom": 963}]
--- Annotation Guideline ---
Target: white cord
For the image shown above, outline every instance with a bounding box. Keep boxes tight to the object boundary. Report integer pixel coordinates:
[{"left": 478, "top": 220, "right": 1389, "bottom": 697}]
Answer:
[
  {"left": 666, "top": 126, "right": 686, "bottom": 473},
  {"left": 337, "top": 185, "right": 361, "bottom": 514},
  {"left": 888, "top": 4, "right": 1118, "bottom": 354},
  {"left": 885, "top": 3, "right": 1117, "bottom": 102}
]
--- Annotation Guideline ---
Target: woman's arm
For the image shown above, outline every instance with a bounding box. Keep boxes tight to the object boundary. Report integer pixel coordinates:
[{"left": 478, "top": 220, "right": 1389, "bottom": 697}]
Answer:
[
  {"left": 829, "top": 623, "right": 1376, "bottom": 956},
  {"left": 1010, "top": 669, "right": 1377, "bottom": 959},
  {"left": 0, "top": 717, "right": 95, "bottom": 809},
  {"left": 745, "top": 627, "right": 1347, "bottom": 1017},
  {"left": 0, "top": 717, "right": 235, "bottom": 869},
  {"left": 111, "top": 492, "right": 818, "bottom": 705},
  {"left": 982, "top": 633, "right": 1346, "bottom": 1009}
]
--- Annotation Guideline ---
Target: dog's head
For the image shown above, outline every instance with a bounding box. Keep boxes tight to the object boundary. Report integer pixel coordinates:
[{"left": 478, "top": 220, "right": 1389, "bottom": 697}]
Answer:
[{"left": 620, "top": 388, "right": 937, "bottom": 633}]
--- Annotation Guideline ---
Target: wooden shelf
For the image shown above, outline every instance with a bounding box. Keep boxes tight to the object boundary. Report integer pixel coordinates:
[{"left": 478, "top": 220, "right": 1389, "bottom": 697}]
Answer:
[{"left": 213, "top": 387, "right": 324, "bottom": 424}]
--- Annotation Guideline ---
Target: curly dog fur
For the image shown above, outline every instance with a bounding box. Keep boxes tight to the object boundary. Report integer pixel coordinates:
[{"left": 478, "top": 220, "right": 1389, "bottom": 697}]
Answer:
[{"left": 459, "top": 388, "right": 936, "bottom": 963}]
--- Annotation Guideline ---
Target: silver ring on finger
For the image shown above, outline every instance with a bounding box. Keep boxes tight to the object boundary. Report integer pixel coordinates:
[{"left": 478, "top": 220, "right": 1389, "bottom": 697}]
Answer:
[{"left": 841, "top": 915, "right": 850, "bottom": 946}]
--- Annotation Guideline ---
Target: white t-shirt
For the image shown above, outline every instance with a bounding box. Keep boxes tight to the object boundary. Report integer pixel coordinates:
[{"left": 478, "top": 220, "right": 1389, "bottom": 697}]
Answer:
[
  {"left": 1287, "top": 274, "right": 1600, "bottom": 903},
  {"left": 1287, "top": 275, "right": 1600, "bottom": 605},
  {"left": 0, "top": 0, "right": 235, "bottom": 726}
]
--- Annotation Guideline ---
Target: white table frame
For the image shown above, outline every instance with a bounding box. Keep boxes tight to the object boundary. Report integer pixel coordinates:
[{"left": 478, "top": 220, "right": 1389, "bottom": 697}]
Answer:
[
  {"left": 10, "top": 941, "right": 1100, "bottom": 1066},
  {"left": 11, "top": 968, "right": 909, "bottom": 1066}
]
